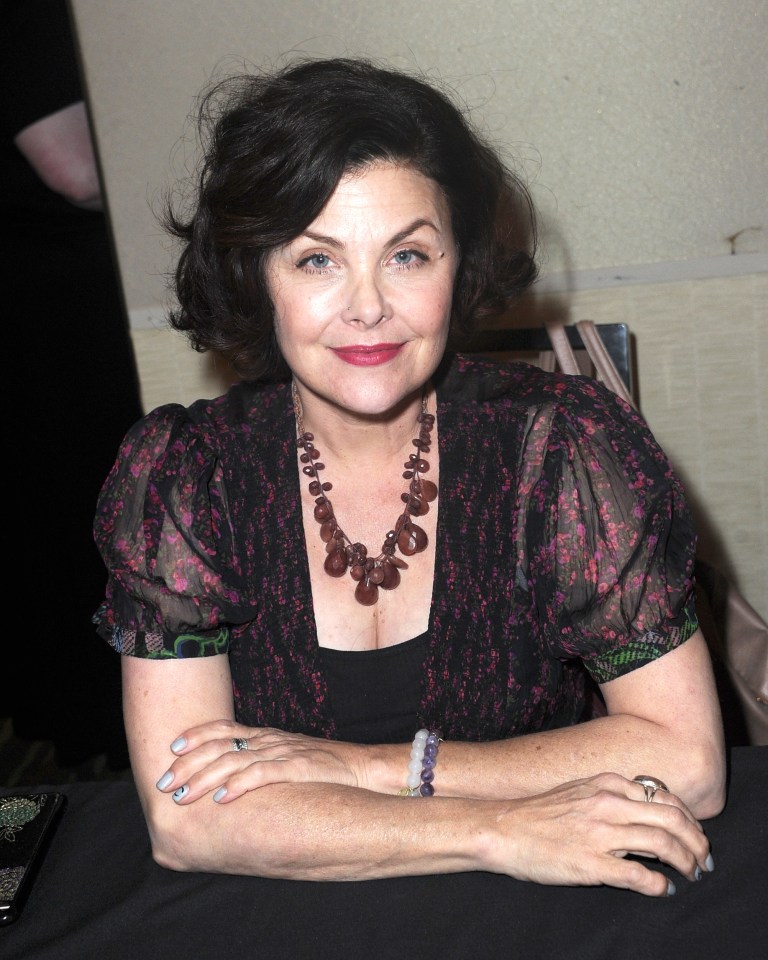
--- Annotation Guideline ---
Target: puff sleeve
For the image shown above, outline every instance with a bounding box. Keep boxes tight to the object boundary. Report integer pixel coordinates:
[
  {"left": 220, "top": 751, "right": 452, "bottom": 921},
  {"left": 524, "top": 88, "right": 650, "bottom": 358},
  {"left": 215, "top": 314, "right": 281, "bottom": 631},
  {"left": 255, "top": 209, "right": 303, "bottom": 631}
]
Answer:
[
  {"left": 93, "top": 404, "right": 255, "bottom": 658},
  {"left": 515, "top": 378, "right": 698, "bottom": 684}
]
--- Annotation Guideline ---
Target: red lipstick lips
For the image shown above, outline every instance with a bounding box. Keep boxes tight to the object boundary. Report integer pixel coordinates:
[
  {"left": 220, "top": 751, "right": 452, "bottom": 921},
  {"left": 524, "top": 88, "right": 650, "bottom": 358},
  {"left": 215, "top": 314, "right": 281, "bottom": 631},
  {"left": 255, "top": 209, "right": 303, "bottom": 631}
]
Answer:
[{"left": 330, "top": 343, "right": 404, "bottom": 366}]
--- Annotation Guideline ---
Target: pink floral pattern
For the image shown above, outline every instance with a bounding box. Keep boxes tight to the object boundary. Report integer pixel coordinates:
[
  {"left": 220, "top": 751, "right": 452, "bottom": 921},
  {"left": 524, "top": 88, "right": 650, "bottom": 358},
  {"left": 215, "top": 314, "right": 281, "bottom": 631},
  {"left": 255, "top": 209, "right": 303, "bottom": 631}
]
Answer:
[{"left": 94, "top": 355, "right": 698, "bottom": 741}]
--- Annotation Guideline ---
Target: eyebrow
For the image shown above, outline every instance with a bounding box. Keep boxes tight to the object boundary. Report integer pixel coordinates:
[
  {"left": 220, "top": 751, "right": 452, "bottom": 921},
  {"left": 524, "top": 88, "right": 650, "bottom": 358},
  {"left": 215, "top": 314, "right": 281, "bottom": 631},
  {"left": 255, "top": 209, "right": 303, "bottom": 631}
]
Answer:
[{"left": 300, "top": 218, "right": 440, "bottom": 250}]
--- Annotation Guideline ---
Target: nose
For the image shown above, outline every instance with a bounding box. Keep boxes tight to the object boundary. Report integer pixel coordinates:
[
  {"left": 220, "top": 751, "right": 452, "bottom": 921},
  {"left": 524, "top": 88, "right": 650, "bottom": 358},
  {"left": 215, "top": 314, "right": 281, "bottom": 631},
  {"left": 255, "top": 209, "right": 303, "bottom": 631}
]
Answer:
[{"left": 343, "top": 272, "right": 392, "bottom": 328}]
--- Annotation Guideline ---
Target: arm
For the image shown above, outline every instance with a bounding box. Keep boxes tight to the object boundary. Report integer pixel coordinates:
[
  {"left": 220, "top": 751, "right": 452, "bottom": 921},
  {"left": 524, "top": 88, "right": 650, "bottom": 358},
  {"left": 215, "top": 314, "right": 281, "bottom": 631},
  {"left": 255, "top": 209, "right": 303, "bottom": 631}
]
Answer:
[
  {"left": 14, "top": 100, "right": 103, "bottom": 209},
  {"left": 126, "top": 653, "right": 712, "bottom": 894},
  {"left": 163, "top": 631, "right": 725, "bottom": 820}
]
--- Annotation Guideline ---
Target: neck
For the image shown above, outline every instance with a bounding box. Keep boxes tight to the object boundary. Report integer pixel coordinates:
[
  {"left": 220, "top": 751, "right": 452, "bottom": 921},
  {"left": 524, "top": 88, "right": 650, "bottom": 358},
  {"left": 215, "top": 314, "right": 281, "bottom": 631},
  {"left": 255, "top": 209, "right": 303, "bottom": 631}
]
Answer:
[{"left": 291, "top": 383, "right": 432, "bottom": 465}]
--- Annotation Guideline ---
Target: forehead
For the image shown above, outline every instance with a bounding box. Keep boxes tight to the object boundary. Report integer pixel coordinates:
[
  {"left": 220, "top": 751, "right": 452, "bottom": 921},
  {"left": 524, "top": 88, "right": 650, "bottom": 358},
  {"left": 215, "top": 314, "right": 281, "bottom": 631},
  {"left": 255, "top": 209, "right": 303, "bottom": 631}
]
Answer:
[{"left": 311, "top": 162, "right": 450, "bottom": 231}]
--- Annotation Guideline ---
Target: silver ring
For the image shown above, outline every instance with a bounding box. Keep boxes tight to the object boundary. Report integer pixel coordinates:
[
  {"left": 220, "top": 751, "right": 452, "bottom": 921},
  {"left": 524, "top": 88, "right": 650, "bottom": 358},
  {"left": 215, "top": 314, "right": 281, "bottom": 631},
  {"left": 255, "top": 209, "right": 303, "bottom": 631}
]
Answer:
[
  {"left": 633, "top": 775, "right": 668, "bottom": 802},
  {"left": 231, "top": 737, "right": 249, "bottom": 752}
]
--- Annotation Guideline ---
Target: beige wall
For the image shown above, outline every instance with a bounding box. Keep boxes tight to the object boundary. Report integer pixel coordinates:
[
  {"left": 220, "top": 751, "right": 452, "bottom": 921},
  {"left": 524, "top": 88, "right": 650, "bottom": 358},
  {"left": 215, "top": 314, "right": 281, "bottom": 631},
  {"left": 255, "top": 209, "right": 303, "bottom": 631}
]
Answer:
[
  {"left": 70, "top": 0, "right": 767, "bottom": 311},
  {"left": 69, "top": 0, "right": 767, "bottom": 617}
]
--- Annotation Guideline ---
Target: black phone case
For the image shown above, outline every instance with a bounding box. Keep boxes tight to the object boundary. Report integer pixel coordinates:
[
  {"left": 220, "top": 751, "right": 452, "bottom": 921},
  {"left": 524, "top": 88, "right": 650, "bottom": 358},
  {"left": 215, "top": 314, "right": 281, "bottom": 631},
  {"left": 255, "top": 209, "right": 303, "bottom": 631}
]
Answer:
[{"left": 0, "top": 792, "right": 66, "bottom": 924}]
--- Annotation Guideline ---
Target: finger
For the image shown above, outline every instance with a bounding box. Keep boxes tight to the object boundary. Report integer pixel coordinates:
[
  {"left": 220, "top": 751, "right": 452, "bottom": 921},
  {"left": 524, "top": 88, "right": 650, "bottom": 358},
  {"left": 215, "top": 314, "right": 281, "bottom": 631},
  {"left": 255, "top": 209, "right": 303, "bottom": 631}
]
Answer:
[
  {"left": 628, "top": 781, "right": 703, "bottom": 832},
  {"left": 597, "top": 853, "right": 676, "bottom": 898},
  {"left": 167, "top": 734, "right": 318, "bottom": 802},
  {"left": 649, "top": 805, "right": 711, "bottom": 875},
  {"left": 589, "top": 772, "right": 702, "bottom": 833},
  {"left": 664, "top": 803, "right": 703, "bottom": 835},
  {"left": 211, "top": 743, "right": 359, "bottom": 801},
  {"left": 167, "top": 750, "right": 261, "bottom": 804},
  {"left": 169, "top": 719, "right": 253, "bottom": 754},
  {"left": 590, "top": 771, "right": 705, "bottom": 836},
  {"left": 610, "top": 818, "right": 708, "bottom": 881},
  {"left": 635, "top": 800, "right": 710, "bottom": 873},
  {"left": 590, "top": 791, "right": 710, "bottom": 878},
  {"left": 159, "top": 736, "right": 257, "bottom": 799},
  {"left": 211, "top": 760, "right": 297, "bottom": 802}
]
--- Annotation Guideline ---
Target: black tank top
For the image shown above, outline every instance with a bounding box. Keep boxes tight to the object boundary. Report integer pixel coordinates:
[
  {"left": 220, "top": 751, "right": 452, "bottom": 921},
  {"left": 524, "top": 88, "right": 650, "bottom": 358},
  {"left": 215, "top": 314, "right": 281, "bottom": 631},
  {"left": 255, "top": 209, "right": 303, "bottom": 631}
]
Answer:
[{"left": 318, "top": 633, "right": 427, "bottom": 744}]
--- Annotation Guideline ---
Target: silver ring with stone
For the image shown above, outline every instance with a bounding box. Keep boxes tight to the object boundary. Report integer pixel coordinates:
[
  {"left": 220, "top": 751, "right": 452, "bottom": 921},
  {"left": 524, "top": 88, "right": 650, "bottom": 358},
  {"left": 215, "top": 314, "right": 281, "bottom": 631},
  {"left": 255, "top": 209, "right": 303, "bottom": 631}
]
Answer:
[
  {"left": 232, "top": 737, "right": 249, "bottom": 752},
  {"left": 633, "top": 775, "right": 668, "bottom": 802}
]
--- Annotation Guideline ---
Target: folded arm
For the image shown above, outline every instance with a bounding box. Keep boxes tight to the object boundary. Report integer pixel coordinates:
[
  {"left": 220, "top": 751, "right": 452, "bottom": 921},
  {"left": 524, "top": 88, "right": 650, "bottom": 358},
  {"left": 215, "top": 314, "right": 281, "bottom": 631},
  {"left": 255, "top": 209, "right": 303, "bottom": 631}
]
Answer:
[
  {"left": 158, "top": 631, "right": 724, "bottom": 820},
  {"left": 125, "top": 636, "right": 720, "bottom": 893}
]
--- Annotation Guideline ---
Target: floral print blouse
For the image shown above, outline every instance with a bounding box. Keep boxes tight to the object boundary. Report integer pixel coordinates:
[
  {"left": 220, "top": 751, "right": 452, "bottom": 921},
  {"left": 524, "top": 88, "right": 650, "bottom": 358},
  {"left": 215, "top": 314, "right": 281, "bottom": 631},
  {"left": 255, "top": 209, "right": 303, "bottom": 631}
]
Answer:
[{"left": 94, "top": 354, "right": 698, "bottom": 742}]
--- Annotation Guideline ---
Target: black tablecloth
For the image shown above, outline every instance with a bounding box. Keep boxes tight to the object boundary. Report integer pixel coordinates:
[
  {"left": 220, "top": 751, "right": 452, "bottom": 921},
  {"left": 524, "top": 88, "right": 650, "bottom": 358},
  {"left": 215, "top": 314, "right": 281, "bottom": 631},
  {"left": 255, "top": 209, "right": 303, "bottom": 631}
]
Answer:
[{"left": 2, "top": 747, "right": 766, "bottom": 960}]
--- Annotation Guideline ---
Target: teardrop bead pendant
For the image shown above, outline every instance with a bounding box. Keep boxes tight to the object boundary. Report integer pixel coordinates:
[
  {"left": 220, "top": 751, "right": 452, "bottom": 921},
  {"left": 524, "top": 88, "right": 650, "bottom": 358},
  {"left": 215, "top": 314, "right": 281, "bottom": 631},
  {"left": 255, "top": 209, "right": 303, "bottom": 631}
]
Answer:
[
  {"left": 355, "top": 578, "right": 379, "bottom": 606},
  {"left": 397, "top": 523, "right": 428, "bottom": 556},
  {"left": 381, "top": 561, "right": 401, "bottom": 590},
  {"left": 324, "top": 548, "right": 348, "bottom": 577},
  {"left": 419, "top": 480, "right": 438, "bottom": 502}
]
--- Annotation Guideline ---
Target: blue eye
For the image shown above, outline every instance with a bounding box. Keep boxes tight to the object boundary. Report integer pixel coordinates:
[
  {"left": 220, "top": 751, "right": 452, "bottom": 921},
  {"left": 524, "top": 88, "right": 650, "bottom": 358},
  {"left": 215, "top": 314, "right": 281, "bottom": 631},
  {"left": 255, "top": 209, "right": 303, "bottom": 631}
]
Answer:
[
  {"left": 298, "top": 253, "right": 332, "bottom": 270},
  {"left": 392, "top": 249, "right": 427, "bottom": 267}
]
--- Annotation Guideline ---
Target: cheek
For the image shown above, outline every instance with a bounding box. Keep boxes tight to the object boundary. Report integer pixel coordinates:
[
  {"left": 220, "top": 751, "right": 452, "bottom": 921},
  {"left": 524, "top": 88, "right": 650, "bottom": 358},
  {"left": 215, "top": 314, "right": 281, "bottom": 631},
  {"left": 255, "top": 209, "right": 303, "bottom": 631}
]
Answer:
[
  {"left": 271, "top": 291, "right": 311, "bottom": 340},
  {"left": 423, "top": 283, "right": 454, "bottom": 332},
  {"left": 278, "top": 285, "right": 338, "bottom": 328},
  {"left": 272, "top": 292, "right": 336, "bottom": 365},
  {"left": 270, "top": 304, "right": 302, "bottom": 361}
]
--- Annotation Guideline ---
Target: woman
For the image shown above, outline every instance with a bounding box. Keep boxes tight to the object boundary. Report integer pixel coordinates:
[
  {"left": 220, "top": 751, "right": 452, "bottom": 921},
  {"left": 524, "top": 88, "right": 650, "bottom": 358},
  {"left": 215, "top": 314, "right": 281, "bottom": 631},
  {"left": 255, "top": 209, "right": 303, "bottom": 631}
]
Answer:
[{"left": 94, "top": 58, "right": 724, "bottom": 897}]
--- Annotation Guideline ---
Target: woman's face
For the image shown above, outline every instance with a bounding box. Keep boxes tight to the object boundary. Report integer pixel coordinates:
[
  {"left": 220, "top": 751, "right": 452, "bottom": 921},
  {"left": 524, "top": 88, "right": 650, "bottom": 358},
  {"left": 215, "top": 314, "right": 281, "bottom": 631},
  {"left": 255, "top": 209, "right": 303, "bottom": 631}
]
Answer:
[{"left": 266, "top": 162, "right": 458, "bottom": 420}]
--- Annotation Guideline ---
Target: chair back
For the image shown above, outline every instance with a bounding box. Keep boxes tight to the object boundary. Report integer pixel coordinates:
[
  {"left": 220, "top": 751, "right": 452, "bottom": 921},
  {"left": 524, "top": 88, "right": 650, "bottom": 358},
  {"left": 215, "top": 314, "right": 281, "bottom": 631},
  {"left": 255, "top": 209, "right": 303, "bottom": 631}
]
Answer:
[{"left": 461, "top": 322, "right": 635, "bottom": 401}]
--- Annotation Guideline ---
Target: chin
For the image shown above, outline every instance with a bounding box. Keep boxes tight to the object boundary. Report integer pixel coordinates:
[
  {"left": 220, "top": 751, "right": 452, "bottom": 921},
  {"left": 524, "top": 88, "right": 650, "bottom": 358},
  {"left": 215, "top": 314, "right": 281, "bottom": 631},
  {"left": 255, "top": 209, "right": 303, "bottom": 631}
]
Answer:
[
  {"left": 338, "top": 387, "right": 418, "bottom": 418},
  {"left": 327, "top": 371, "right": 420, "bottom": 413}
]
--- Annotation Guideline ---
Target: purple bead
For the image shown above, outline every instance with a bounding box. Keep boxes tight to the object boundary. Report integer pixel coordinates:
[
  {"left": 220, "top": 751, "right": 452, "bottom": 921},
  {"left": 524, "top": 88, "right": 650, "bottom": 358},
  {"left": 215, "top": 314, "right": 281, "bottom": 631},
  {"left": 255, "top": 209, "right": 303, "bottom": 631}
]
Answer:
[
  {"left": 426, "top": 733, "right": 440, "bottom": 748},
  {"left": 419, "top": 782, "right": 435, "bottom": 797},
  {"left": 421, "top": 755, "right": 436, "bottom": 770},
  {"left": 423, "top": 743, "right": 438, "bottom": 761},
  {"left": 420, "top": 768, "right": 435, "bottom": 783}
]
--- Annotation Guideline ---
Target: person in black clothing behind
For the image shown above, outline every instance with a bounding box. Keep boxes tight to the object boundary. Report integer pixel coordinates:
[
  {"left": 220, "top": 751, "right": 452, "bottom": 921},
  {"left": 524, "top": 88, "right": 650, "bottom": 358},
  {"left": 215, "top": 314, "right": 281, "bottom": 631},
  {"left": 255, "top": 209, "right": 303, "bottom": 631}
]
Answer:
[{"left": 0, "top": 0, "right": 143, "bottom": 772}]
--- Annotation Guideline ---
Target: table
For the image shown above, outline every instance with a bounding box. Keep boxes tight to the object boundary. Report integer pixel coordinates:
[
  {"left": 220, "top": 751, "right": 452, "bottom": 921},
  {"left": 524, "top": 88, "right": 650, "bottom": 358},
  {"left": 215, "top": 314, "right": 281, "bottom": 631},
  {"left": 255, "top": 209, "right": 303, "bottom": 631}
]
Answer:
[{"left": 2, "top": 747, "right": 766, "bottom": 960}]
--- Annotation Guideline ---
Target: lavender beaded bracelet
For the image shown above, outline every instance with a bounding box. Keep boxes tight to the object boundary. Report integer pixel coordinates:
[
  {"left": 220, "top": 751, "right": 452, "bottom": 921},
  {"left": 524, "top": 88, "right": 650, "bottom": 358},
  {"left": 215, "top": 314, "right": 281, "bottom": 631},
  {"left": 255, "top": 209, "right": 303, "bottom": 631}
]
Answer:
[{"left": 398, "top": 728, "right": 441, "bottom": 797}]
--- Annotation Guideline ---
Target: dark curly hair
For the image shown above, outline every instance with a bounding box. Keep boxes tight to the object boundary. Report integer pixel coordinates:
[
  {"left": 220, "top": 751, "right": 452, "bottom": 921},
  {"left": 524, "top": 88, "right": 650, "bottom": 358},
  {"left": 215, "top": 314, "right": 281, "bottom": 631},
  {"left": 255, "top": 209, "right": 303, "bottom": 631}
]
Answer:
[{"left": 164, "top": 57, "right": 537, "bottom": 380}]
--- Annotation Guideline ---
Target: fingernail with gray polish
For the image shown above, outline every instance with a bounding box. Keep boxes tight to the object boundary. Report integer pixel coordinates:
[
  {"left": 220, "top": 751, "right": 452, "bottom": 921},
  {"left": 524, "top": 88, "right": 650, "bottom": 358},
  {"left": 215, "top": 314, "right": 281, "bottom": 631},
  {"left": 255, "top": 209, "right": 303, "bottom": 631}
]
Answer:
[
  {"left": 170, "top": 737, "right": 187, "bottom": 753},
  {"left": 172, "top": 785, "right": 189, "bottom": 802},
  {"left": 694, "top": 866, "right": 703, "bottom": 881},
  {"left": 666, "top": 880, "right": 677, "bottom": 897},
  {"left": 213, "top": 788, "right": 227, "bottom": 803},
  {"left": 705, "top": 854, "right": 715, "bottom": 872},
  {"left": 156, "top": 771, "right": 173, "bottom": 790}
]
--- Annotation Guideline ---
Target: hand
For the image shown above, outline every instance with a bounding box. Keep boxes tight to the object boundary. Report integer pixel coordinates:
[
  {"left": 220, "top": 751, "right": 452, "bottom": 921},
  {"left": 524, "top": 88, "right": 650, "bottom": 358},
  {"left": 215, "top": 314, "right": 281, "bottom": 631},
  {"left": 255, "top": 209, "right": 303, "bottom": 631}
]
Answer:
[
  {"left": 482, "top": 772, "right": 713, "bottom": 897},
  {"left": 155, "top": 719, "right": 368, "bottom": 804}
]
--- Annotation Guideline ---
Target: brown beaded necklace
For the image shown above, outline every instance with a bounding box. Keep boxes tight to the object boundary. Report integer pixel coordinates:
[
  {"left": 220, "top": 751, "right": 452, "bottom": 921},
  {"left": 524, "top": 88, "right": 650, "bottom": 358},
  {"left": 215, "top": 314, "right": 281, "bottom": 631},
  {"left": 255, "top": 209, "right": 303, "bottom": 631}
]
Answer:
[{"left": 293, "top": 382, "right": 438, "bottom": 606}]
